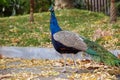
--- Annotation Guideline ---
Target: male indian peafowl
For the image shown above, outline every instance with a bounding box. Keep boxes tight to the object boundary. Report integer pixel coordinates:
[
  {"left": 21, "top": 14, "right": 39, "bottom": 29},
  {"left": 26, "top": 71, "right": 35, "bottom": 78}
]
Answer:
[{"left": 49, "top": 6, "right": 120, "bottom": 72}]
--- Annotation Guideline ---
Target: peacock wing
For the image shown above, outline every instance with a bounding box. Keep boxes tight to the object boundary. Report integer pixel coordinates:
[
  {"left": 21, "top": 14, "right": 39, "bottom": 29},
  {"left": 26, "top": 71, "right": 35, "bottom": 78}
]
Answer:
[{"left": 53, "top": 31, "right": 87, "bottom": 51}]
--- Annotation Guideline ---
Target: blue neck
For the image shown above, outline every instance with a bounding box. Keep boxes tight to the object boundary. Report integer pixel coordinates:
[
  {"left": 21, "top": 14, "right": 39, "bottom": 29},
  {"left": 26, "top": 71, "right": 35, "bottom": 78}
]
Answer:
[{"left": 50, "top": 12, "right": 62, "bottom": 35}]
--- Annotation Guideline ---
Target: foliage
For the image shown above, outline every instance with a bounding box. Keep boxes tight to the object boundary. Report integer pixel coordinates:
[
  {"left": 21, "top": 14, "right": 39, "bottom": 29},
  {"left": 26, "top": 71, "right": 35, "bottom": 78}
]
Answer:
[
  {"left": 0, "top": 0, "right": 28, "bottom": 17},
  {"left": 0, "top": 0, "right": 51, "bottom": 17},
  {"left": 0, "top": 0, "right": 8, "bottom": 5},
  {"left": 0, "top": 0, "right": 120, "bottom": 17},
  {"left": 74, "top": 0, "right": 85, "bottom": 9},
  {"left": 115, "top": 1, "right": 120, "bottom": 16},
  {"left": 0, "top": 9, "right": 119, "bottom": 49},
  {"left": 34, "top": 0, "right": 51, "bottom": 12}
]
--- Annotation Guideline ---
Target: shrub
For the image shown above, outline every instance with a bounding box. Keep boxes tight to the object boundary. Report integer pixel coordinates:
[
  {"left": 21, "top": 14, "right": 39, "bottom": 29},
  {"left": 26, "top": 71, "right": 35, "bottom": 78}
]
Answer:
[
  {"left": 0, "top": 0, "right": 51, "bottom": 17},
  {"left": 115, "top": 1, "right": 120, "bottom": 16}
]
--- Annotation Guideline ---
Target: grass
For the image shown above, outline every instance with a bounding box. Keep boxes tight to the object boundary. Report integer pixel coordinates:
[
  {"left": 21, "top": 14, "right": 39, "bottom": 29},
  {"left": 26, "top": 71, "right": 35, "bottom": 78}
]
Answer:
[{"left": 0, "top": 9, "right": 120, "bottom": 49}]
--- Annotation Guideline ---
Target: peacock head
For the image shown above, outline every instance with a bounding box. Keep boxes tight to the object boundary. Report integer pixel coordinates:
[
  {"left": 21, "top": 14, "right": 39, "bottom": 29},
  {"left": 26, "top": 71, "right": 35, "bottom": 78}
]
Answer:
[{"left": 49, "top": 5, "right": 54, "bottom": 12}]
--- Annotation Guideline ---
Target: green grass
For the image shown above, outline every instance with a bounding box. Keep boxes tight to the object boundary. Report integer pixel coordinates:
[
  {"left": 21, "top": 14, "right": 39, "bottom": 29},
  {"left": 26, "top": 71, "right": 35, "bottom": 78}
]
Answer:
[{"left": 0, "top": 9, "right": 120, "bottom": 49}]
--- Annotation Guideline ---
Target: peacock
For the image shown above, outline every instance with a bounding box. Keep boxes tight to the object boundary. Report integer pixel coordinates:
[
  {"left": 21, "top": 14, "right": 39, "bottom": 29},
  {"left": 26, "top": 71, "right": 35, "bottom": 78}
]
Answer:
[{"left": 49, "top": 5, "right": 120, "bottom": 72}]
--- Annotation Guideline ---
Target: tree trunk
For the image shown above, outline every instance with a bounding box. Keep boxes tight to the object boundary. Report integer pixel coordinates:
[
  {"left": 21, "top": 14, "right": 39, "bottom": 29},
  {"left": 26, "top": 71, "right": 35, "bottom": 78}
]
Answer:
[
  {"left": 110, "top": 0, "right": 117, "bottom": 23},
  {"left": 29, "top": 0, "right": 34, "bottom": 22},
  {"left": 54, "top": 0, "right": 74, "bottom": 10}
]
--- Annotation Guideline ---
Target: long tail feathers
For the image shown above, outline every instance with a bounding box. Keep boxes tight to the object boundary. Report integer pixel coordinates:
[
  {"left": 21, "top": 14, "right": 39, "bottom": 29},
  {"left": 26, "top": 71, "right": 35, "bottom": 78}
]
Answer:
[
  {"left": 83, "top": 38, "right": 120, "bottom": 67},
  {"left": 86, "top": 48, "right": 120, "bottom": 66}
]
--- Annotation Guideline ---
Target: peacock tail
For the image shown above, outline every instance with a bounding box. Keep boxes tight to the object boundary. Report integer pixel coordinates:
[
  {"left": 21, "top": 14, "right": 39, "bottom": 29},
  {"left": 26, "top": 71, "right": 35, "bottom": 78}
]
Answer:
[{"left": 82, "top": 37, "right": 120, "bottom": 66}]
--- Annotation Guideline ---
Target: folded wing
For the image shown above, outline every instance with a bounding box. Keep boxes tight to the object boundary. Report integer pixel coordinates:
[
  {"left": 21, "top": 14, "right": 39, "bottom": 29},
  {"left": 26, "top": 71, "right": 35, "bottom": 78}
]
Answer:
[{"left": 53, "top": 31, "right": 87, "bottom": 51}]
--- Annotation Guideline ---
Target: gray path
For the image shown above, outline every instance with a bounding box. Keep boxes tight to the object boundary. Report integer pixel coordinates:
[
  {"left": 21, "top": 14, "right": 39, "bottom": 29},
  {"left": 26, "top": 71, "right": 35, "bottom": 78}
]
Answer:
[{"left": 0, "top": 47, "right": 120, "bottom": 60}]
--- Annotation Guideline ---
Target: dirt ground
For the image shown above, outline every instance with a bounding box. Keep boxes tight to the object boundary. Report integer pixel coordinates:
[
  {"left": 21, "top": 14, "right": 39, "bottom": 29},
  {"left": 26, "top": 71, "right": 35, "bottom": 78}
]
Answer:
[{"left": 0, "top": 58, "right": 120, "bottom": 80}]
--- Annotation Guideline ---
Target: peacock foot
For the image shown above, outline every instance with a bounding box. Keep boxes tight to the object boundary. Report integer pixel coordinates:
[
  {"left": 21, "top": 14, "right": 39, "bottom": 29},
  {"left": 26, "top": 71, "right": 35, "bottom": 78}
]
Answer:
[
  {"left": 74, "top": 69, "right": 79, "bottom": 73},
  {"left": 61, "top": 68, "right": 67, "bottom": 73}
]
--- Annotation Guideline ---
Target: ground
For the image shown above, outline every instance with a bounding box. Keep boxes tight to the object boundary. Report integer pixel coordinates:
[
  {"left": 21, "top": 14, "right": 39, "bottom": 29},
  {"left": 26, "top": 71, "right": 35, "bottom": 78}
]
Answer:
[
  {"left": 0, "top": 9, "right": 120, "bottom": 80},
  {"left": 0, "top": 58, "right": 120, "bottom": 80}
]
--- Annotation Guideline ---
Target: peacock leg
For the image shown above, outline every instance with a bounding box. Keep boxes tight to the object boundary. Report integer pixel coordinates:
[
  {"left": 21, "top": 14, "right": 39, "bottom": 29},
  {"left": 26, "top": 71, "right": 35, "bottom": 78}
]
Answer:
[
  {"left": 61, "top": 54, "right": 67, "bottom": 73},
  {"left": 72, "top": 54, "right": 78, "bottom": 73}
]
